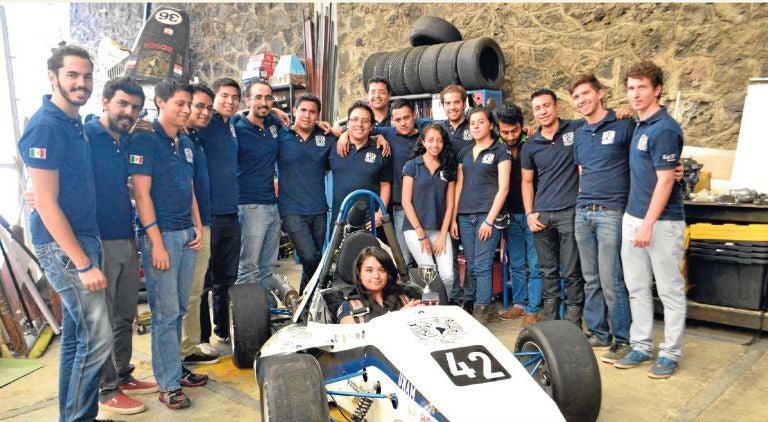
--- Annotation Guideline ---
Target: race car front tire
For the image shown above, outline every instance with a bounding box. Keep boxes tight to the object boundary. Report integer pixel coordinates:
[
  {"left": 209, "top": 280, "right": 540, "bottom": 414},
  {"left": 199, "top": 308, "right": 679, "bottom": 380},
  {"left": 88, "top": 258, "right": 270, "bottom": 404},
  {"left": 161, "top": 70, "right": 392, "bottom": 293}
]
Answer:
[
  {"left": 257, "top": 353, "right": 329, "bottom": 422},
  {"left": 229, "top": 283, "right": 271, "bottom": 369},
  {"left": 514, "top": 320, "right": 602, "bottom": 422}
]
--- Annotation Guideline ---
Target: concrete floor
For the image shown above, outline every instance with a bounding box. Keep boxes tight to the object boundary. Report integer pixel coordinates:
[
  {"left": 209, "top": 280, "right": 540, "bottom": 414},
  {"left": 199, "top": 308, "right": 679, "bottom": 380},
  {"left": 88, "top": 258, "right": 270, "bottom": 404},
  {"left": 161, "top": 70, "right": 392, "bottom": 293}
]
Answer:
[{"left": 2, "top": 259, "right": 767, "bottom": 421}]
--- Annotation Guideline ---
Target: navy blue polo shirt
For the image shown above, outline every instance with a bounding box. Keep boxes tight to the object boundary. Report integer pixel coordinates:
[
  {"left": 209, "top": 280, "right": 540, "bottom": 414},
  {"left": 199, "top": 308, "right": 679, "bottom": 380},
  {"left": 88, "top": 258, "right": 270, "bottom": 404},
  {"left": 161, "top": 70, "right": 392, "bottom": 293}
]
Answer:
[
  {"left": 626, "top": 107, "right": 685, "bottom": 221},
  {"left": 328, "top": 138, "right": 392, "bottom": 217},
  {"left": 438, "top": 118, "right": 473, "bottom": 157},
  {"left": 127, "top": 120, "right": 195, "bottom": 234},
  {"left": 521, "top": 119, "right": 585, "bottom": 212},
  {"left": 402, "top": 156, "right": 455, "bottom": 230},
  {"left": 198, "top": 112, "right": 239, "bottom": 215},
  {"left": 234, "top": 113, "right": 280, "bottom": 205},
  {"left": 189, "top": 129, "right": 212, "bottom": 226},
  {"left": 19, "top": 96, "right": 99, "bottom": 245},
  {"left": 371, "top": 126, "right": 420, "bottom": 204},
  {"left": 573, "top": 110, "right": 634, "bottom": 211},
  {"left": 503, "top": 136, "right": 527, "bottom": 215},
  {"left": 277, "top": 126, "right": 335, "bottom": 216},
  {"left": 457, "top": 141, "right": 511, "bottom": 215},
  {"left": 84, "top": 119, "right": 133, "bottom": 240}
]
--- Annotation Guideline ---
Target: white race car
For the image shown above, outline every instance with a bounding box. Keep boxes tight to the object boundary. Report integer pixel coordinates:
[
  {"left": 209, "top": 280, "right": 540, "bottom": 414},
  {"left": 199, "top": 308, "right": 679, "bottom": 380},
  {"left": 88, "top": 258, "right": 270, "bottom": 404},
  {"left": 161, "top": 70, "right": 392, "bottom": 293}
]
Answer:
[{"left": 229, "top": 190, "right": 601, "bottom": 421}]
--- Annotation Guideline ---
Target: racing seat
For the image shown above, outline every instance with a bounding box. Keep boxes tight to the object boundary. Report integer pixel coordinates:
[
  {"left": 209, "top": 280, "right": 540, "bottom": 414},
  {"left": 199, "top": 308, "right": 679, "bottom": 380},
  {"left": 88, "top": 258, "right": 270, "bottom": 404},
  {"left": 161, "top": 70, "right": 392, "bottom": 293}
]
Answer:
[{"left": 323, "top": 231, "right": 380, "bottom": 322}]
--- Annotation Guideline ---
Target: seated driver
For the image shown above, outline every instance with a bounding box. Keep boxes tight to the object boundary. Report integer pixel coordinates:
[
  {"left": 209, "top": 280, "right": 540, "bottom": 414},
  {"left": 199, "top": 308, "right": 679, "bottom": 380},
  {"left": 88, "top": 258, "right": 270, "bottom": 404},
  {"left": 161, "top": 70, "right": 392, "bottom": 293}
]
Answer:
[{"left": 338, "top": 246, "right": 421, "bottom": 324}]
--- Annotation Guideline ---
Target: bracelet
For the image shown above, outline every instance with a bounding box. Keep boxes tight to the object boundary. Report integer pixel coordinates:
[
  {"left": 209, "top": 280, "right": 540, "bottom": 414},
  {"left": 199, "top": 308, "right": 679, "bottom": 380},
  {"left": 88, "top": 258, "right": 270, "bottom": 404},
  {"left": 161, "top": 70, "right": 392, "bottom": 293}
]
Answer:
[
  {"left": 413, "top": 225, "right": 422, "bottom": 230},
  {"left": 482, "top": 220, "right": 493, "bottom": 227},
  {"left": 143, "top": 220, "right": 157, "bottom": 230},
  {"left": 418, "top": 235, "right": 428, "bottom": 241},
  {"left": 525, "top": 212, "right": 533, "bottom": 217},
  {"left": 76, "top": 261, "right": 93, "bottom": 273}
]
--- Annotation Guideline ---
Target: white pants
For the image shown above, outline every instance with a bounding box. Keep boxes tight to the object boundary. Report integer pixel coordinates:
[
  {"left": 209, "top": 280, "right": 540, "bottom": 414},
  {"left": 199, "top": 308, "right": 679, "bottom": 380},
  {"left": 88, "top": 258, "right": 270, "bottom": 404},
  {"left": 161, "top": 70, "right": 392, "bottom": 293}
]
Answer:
[
  {"left": 621, "top": 213, "right": 686, "bottom": 361},
  {"left": 404, "top": 229, "right": 455, "bottom": 297}
]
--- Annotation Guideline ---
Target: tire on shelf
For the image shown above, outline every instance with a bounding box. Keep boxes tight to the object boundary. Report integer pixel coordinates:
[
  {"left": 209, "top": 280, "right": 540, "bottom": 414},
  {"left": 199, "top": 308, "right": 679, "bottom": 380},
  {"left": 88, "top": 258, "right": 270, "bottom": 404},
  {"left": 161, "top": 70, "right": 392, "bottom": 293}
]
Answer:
[
  {"left": 362, "top": 51, "right": 388, "bottom": 91},
  {"left": 514, "top": 320, "right": 602, "bottom": 422},
  {"left": 457, "top": 37, "right": 505, "bottom": 90},
  {"left": 372, "top": 51, "right": 391, "bottom": 81},
  {"left": 403, "top": 45, "right": 428, "bottom": 94},
  {"left": 387, "top": 47, "right": 412, "bottom": 96},
  {"left": 418, "top": 44, "right": 445, "bottom": 94},
  {"left": 436, "top": 41, "right": 464, "bottom": 91},
  {"left": 228, "top": 283, "right": 271, "bottom": 369},
  {"left": 257, "top": 353, "right": 329, "bottom": 422},
  {"left": 409, "top": 16, "right": 462, "bottom": 46}
]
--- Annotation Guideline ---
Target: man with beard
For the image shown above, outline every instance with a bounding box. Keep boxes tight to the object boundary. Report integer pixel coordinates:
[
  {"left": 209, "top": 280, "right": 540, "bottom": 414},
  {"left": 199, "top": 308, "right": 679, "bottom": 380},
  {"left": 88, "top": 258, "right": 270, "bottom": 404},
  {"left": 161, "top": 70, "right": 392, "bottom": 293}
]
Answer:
[
  {"left": 19, "top": 44, "right": 111, "bottom": 422},
  {"left": 277, "top": 94, "right": 336, "bottom": 292},
  {"left": 437, "top": 84, "right": 474, "bottom": 155},
  {"left": 84, "top": 77, "right": 159, "bottom": 414}
]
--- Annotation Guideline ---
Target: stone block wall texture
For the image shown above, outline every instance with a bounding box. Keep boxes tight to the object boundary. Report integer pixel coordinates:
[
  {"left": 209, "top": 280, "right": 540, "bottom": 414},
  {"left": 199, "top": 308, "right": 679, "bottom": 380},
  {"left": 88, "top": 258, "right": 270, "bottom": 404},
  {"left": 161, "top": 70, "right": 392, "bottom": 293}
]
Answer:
[{"left": 70, "top": 3, "right": 768, "bottom": 149}]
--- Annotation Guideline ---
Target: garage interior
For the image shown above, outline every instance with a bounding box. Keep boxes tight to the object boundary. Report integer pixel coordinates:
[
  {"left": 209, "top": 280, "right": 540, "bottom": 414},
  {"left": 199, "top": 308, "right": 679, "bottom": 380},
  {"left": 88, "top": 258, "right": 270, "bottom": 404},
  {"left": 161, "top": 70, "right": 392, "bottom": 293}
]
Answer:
[{"left": 1, "top": 2, "right": 768, "bottom": 421}]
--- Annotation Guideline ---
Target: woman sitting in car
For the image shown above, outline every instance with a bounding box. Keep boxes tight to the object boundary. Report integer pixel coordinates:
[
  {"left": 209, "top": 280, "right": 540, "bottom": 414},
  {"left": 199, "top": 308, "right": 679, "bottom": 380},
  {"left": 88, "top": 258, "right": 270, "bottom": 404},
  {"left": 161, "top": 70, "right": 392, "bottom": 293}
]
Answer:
[{"left": 337, "top": 246, "right": 422, "bottom": 324}]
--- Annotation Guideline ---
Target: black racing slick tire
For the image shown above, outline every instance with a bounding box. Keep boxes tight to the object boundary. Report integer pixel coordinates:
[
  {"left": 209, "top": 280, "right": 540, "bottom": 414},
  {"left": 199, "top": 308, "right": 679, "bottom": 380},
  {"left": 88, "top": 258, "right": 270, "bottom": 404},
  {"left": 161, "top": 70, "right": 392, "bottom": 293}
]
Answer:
[
  {"left": 457, "top": 37, "right": 505, "bottom": 90},
  {"left": 514, "top": 320, "right": 602, "bottom": 422},
  {"left": 418, "top": 44, "right": 444, "bottom": 94},
  {"left": 229, "top": 283, "right": 271, "bottom": 369},
  {"left": 362, "top": 51, "right": 388, "bottom": 91},
  {"left": 257, "top": 354, "right": 329, "bottom": 422},
  {"left": 436, "top": 41, "right": 464, "bottom": 90},
  {"left": 372, "top": 51, "right": 391, "bottom": 80},
  {"left": 403, "top": 45, "right": 428, "bottom": 94},
  {"left": 409, "top": 16, "right": 463, "bottom": 46},
  {"left": 388, "top": 47, "right": 411, "bottom": 96}
]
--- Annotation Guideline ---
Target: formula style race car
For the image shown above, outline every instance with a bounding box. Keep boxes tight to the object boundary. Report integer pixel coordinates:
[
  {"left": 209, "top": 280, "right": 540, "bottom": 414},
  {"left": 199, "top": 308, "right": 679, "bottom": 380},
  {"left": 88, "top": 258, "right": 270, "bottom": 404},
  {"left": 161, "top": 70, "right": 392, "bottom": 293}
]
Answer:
[{"left": 229, "top": 190, "right": 602, "bottom": 421}]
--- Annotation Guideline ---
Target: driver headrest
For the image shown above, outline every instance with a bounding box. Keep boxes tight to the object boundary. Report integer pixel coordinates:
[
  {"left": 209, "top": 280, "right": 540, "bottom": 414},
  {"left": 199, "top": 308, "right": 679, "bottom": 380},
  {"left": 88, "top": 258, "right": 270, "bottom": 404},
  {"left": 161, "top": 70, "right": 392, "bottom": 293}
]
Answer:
[
  {"left": 346, "top": 199, "right": 370, "bottom": 227},
  {"left": 336, "top": 231, "right": 380, "bottom": 284}
]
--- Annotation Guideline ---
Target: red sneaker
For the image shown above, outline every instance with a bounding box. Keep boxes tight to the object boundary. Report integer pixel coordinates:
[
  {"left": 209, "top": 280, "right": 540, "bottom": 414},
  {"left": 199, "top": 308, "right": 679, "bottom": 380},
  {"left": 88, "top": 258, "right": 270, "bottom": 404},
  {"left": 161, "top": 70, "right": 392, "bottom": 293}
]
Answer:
[
  {"left": 99, "top": 392, "right": 146, "bottom": 415},
  {"left": 158, "top": 389, "right": 191, "bottom": 409},
  {"left": 119, "top": 377, "right": 159, "bottom": 395}
]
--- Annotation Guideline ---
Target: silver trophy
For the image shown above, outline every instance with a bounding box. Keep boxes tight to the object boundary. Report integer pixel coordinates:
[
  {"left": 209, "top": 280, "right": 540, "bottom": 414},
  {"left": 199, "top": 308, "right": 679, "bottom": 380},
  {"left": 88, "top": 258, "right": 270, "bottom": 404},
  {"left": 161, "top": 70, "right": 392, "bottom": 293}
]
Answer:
[{"left": 418, "top": 264, "right": 440, "bottom": 305}]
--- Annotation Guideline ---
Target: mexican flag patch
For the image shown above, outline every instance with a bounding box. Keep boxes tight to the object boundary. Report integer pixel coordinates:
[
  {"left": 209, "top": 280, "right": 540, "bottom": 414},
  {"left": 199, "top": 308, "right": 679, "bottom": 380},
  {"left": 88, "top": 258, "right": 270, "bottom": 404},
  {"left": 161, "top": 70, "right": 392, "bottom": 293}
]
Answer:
[
  {"left": 29, "top": 148, "right": 46, "bottom": 159},
  {"left": 129, "top": 155, "right": 144, "bottom": 164}
]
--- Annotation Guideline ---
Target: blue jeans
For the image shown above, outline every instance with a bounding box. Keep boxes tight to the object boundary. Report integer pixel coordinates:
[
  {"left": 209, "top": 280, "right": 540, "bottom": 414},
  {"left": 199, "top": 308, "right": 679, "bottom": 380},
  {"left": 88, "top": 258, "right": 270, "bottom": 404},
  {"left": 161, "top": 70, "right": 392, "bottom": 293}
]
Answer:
[
  {"left": 575, "top": 208, "right": 631, "bottom": 344},
  {"left": 282, "top": 213, "right": 327, "bottom": 293},
  {"left": 458, "top": 214, "right": 502, "bottom": 305},
  {"left": 504, "top": 213, "right": 542, "bottom": 315},
  {"left": 392, "top": 206, "right": 413, "bottom": 265},
  {"left": 35, "top": 235, "right": 112, "bottom": 422},
  {"left": 237, "top": 203, "right": 280, "bottom": 307},
  {"left": 139, "top": 228, "right": 197, "bottom": 392}
]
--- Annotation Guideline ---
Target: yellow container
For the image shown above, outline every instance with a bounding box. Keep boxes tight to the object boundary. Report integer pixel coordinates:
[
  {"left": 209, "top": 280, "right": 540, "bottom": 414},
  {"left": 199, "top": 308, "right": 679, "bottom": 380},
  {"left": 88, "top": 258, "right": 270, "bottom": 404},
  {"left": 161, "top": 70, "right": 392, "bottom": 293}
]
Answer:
[{"left": 688, "top": 223, "right": 768, "bottom": 242}]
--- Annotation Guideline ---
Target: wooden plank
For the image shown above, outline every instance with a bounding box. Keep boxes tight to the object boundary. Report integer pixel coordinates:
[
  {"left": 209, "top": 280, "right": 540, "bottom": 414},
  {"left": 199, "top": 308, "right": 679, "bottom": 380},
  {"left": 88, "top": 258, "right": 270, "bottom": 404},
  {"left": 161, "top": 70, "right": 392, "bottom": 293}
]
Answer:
[{"left": 654, "top": 298, "right": 767, "bottom": 331}]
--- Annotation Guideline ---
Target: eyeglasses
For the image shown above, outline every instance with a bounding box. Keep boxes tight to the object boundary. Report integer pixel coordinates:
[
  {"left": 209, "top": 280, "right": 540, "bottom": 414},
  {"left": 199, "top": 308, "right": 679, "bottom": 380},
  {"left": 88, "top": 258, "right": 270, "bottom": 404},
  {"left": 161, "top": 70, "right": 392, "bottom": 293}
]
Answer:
[
  {"left": 249, "top": 95, "right": 275, "bottom": 102},
  {"left": 348, "top": 117, "right": 372, "bottom": 125},
  {"left": 193, "top": 104, "right": 214, "bottom": 112}
]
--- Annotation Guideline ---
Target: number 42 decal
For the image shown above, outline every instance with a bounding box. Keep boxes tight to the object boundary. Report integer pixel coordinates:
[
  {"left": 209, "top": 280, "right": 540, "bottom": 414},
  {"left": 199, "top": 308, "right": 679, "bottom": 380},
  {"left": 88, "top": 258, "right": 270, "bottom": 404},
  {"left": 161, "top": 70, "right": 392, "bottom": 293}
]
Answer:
[{"left": 431, "top": 345, "right": 511, "bottom": 386}]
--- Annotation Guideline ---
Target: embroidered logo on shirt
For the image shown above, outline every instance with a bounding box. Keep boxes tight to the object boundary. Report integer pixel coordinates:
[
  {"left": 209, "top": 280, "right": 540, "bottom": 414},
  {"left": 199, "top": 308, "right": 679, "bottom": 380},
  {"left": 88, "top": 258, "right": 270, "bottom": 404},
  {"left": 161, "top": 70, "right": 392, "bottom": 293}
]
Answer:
[
  {"left": 439, "top": 170, "right": 448, "bottom": 182},
  {"left": 364, "top": 152, "right": 376, "bottom": 163},
  {"left": 129, "top": 155, "right": 144, "bottom": 164},
  {"left": 184, "top": 148, "right": 193, "bottom": 163},
  {"left": 29, "top": 148, "right": 47, "bottom": 159},
  {"left": 662, "top": 153, "right": 677, "bottom": 162},
  {"left": 482, "top": 153, "right": 495, "bottom": 164},
  {"left": 602, "top": 131, "right": 616, "bottom": 145},
  {"left": 562, "top": 132, "right": 574, "bottom": 146},
  {"left": 462, "top": 129, "right": 472, "bottom": 141},
  {"left": 315, "top": 135, "right": 326, "bottom": 147},
  {"left": 638, "top": 134, "right": 648, "bottom": 151},
  {"left": 269, "top": 125, "right": 278, "bottom": 138}
]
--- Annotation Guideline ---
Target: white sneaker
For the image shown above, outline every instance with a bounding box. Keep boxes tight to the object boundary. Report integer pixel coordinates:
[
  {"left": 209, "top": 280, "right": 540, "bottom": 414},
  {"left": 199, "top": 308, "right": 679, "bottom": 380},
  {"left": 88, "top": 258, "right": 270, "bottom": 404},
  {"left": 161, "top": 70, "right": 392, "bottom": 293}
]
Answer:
[{"left": 198, "top": 342, "right": 219, "bottom": 357}]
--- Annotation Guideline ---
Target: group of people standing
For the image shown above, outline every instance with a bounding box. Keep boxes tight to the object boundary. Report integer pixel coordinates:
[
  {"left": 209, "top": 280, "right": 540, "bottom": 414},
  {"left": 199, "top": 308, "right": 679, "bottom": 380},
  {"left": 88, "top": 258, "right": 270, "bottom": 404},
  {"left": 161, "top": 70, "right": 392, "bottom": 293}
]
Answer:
[{"left": 19, "top": 42, "right": 686, "bottom": 421}]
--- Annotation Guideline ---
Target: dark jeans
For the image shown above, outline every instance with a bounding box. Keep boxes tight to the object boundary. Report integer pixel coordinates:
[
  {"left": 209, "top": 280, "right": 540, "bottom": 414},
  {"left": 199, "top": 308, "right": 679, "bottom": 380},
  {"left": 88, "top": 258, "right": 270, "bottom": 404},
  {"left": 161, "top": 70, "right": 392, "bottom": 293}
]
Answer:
[
  {"left": 282, "top": 213, "right": 327, "bottom": 292},
  {"left": 532, "top": 208, "right": 584, "bottom": 307},
  {"left": 201, "top": 214, "right": 241, "bottom": 342}
]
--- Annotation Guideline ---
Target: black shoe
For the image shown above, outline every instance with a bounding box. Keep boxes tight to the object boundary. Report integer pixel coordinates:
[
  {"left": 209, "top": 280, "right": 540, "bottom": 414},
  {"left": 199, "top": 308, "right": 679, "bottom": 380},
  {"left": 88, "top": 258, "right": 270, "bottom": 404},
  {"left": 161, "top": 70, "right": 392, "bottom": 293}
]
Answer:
[
  {"left": 462, "top": 301, "right": 474, "bottom": 314},
  {"left": 181, "top": 365, "right": 208, "bottom": 387},
  {"left": 182, "top": 347, "right": 220, "bottom": 365}
]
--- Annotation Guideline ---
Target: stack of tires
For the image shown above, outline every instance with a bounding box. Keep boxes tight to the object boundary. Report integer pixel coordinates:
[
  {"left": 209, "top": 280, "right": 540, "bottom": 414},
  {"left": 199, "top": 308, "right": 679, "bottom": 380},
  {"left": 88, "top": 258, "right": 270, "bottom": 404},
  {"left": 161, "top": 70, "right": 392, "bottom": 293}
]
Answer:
[{"left": 361, "top": 16, "right": 505, "bottom": 95}]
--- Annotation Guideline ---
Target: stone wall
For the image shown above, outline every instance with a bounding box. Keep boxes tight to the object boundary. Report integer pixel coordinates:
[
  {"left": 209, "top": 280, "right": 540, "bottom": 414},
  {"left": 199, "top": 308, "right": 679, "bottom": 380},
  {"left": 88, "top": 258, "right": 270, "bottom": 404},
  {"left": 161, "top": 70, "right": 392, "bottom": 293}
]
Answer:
[
  {"left": 69, "top": 3, "right": 768, "bottom": 149},
  {"left": 336, "top": 3, "right": 768, "bottom": 149}
]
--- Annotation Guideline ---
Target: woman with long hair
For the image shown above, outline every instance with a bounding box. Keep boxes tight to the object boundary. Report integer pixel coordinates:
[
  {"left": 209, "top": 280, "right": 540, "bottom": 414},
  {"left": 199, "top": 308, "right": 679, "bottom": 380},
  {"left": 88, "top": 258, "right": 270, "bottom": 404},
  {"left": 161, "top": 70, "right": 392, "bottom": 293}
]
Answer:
[
  {"left": 401, "top": 123, "right": 457, "bottom": 297},
  {"left": 337, "top": 247, "right": 421, "bottom": 324},
  {"left": 450, "top": 106, "right": 511, "bottom": 324}
]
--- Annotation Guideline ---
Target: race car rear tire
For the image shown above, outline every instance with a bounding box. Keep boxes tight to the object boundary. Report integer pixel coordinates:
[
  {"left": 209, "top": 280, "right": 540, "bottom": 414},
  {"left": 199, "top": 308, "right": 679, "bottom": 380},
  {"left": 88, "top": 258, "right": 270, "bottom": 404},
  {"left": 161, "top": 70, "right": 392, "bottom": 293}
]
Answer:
[
  {"left": 257, "top": 354, "right": 329, "bottom": 422},
  {"left": 229, "top": 283, "right": 271, "bottom": 369},
  {"left": 514, "top": 320, "right": 602, "bottom": 422}
]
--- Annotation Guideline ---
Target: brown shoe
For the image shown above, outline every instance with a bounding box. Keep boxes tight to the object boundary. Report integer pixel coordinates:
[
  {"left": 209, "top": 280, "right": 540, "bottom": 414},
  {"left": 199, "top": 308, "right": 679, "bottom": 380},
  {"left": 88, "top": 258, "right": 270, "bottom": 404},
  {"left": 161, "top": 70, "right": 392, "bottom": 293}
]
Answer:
[
  {"left": 499, "top": 306, "right": 525, "bottom": 320},
  {"left": 486, "top": 303, "right": 501, "bottom": 323},
  {"left": 521, "top": 313, "right": 538, "bottom": 327},
  {"left": 472, "top": 304, "right": 489, "bottom": 325}
]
